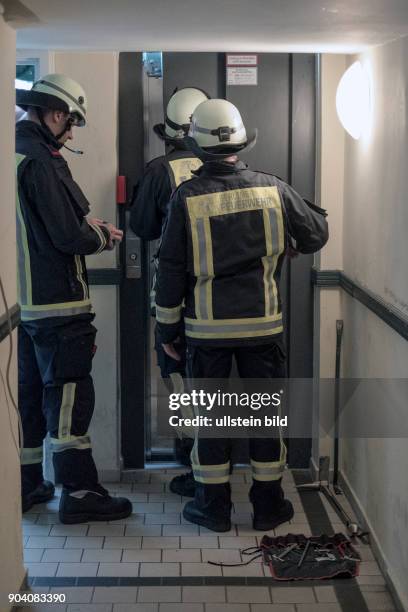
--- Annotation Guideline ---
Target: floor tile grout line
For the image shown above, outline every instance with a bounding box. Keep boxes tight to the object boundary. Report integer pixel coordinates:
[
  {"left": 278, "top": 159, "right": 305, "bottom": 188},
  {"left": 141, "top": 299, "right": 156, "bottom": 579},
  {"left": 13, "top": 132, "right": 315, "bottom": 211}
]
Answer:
[{"left": 292, "top": 469, "right": 371, "bottom": 612}]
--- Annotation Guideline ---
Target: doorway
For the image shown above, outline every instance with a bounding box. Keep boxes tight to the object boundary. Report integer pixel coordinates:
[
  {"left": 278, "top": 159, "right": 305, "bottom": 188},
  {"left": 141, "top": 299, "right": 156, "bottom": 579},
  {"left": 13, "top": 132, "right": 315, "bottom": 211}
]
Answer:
[{"left": 118, "top": 52, "right": 317, "bottom": 469}]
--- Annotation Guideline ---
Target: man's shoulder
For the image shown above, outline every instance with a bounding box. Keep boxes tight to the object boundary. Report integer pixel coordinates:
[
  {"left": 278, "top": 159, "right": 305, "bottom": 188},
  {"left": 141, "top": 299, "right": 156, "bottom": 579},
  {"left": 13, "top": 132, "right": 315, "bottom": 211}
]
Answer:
[
  {"left": 245, "top": 167, "right": 285, "bottom": 184},
  {"left": 16, "top": 138, "right": 63, "bottom": 166},
  {"left": 146, "top": 154, "right": 167, "bottom": 170}
]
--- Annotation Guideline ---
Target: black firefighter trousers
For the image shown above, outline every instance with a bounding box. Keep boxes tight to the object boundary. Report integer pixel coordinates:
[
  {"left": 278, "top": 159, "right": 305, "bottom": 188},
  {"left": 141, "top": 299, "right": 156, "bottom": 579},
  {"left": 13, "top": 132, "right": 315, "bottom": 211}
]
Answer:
[
  {"left": 18, "top": 314, "right": 99, "bottom": 495},
  {"left": 187, "top": 340, "right": 288, "bottom": 516}
]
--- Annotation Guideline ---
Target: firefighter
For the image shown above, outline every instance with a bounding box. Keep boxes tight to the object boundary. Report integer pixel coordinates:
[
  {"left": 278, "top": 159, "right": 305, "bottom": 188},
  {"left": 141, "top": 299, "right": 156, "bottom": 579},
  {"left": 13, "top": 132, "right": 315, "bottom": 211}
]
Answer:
[
  {"left": 155, "top": 99, "right": 329, "bottom": 532},
  {"left": 16, "top": 74, "right": 132, "bottom": 524},
  {"left": 130, "top": 87, "right": 209, "bottom": 497}
]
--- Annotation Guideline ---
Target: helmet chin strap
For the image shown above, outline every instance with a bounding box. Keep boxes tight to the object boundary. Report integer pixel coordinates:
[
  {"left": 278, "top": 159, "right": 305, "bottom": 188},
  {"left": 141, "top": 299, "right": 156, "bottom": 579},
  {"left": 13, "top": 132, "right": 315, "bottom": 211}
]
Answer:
[
  {"left": 37, "top": 109, "right": 84, "bottom": 155},
  {"left": 57, "top": 116, "right": 84, "bottom": 155}
]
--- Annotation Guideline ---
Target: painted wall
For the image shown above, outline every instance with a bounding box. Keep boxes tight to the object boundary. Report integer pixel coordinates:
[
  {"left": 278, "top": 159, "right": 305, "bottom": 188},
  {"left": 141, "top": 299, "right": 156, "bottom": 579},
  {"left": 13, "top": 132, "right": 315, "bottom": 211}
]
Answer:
[
  {"left": 339, "top": 36, "right": 408, "bottom": 609},
  {"left": 0, "top": 11, "right": 25, "bottom": 611},
  {"left": 316, "top": 54, "right": 346, "bottom": 460},
  {"left": 53, "top": 52, "right": 121, "bottom": 479}
]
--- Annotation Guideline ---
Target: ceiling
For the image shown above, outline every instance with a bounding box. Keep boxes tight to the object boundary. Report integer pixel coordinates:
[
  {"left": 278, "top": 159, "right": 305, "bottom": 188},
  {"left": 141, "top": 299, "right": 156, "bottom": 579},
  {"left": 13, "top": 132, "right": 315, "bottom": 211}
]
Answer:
[{"left": 6, "top": 0, "right": 408, "bottom": 53}]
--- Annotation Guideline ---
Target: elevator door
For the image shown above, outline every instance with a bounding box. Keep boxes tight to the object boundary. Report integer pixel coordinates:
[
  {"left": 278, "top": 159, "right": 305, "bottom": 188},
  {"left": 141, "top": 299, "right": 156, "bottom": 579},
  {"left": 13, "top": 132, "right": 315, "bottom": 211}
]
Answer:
[{"left": 118, "top": 52, "right": 316, "bottom": 469}]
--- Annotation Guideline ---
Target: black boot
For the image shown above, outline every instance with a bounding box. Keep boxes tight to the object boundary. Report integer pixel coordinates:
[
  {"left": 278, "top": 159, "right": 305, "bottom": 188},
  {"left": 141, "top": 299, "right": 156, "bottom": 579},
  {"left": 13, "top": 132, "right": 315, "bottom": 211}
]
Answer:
[
  {"left": 169, "top": 471, "right": 196, "bottom": 497},
  {"left": 59, "top": 484, "right": 132, "bottom": 524},
  {"left": 183, "top": 482, "right": 231, "bottom": 532},
  {"left": 250, "top": 479, "right": 294, "bottom": 531},
  {"left": 175, "top": 437, "right": 194, "bottom": 467},
  {"left": 22, "top": 480, "right": 55, "bottom": 513}
]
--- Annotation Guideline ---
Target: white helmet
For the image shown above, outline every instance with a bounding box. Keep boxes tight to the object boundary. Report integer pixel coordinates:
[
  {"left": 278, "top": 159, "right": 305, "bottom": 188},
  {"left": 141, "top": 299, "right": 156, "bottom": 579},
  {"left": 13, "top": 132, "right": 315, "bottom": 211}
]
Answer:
[
  {"left": 186, "top": 99, "right": 257, "bottom": 159},
  {"left": 164, "top": 87, "right": 210, "bottom": 139},
  {"left": 16, "top": 73, "right": 87, "bottom": 126}
]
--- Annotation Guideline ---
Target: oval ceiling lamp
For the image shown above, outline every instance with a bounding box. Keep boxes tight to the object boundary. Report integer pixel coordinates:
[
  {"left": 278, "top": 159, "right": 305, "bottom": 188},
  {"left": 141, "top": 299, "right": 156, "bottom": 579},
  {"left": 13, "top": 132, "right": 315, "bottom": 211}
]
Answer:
[{"left": 336, "top": 61, "right": 372, "bottom": 140}]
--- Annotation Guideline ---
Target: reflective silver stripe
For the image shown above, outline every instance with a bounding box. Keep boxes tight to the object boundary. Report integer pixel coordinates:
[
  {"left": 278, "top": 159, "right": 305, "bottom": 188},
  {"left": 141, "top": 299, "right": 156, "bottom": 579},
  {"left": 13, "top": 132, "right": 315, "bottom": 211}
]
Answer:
[
  {"left": 194, "top": 122, "right": 244, "bottom": 135},
  {"left": 50, "top": 434, "right": 92, "bottom": 453},
  {"left": 185, "top": 317, "right": 282, "bottom": 335},
  {"left": 170, "top": 373, "right": 195, "bottom": 439},
  {"left": 156, "top": 304, "right": 182, "bottom": 324},
  {"left": 251, "top": 463, "right": 285, "bottom": 475},
  {"left": 193, "top": 217, "right": 213, "bottom": 320},
  {"left": 192, "top": 462, "right": 231, "bottom": 484},
  {"left": 75, "top": 255, "right": 88, "bottom": 299},
  {"left": 21, "top": 301, "right": 93, "bottom": 321},
  {"left": 268, "top": 207, "right": 283, "bottom": 315},
  {"left": 38, "top": 79, "right": 86, "bottom": 114},
  {"left": 196, "top": 218, "right": 208, "bottom": 276},
  {"left": 251, "top": 441, "right": 287, "bottom": 481},
  {"left": 21, "top": 446, "right": 43, "bottom": 466},
  {"left": 58, "top": 383, "right": 76, "bottom": 439}
]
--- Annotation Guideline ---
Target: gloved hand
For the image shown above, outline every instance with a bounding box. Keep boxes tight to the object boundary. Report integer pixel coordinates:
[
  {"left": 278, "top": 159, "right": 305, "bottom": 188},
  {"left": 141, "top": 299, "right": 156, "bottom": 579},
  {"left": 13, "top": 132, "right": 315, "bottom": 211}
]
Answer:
[{"left": 88, "top": 218, "right": 123, "bottom": 250}]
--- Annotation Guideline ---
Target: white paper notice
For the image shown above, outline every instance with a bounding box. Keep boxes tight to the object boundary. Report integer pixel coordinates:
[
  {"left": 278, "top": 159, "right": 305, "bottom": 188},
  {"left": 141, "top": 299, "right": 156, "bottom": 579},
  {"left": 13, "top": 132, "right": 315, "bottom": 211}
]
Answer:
[
  {"left": 226, "top": 54, "right": 258, "bottom": 66},
  {"left": 227, "top": 66, "right": 258, "bottom": 86}
]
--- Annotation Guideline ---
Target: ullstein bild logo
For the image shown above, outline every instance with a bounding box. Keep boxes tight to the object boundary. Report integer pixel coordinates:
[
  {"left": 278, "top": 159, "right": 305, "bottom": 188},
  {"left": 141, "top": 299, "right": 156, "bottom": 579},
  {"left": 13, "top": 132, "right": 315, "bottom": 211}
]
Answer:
[{"left": 168, "top": 413, "right": 288, "bottom": 429}]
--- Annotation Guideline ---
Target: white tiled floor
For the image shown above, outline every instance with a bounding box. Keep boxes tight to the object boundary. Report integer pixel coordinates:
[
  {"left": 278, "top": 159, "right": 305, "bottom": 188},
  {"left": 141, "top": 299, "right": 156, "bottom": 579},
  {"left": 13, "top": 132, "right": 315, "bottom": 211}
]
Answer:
[{"left": 20, "top": 468, "right": 397, "bottom": 611}]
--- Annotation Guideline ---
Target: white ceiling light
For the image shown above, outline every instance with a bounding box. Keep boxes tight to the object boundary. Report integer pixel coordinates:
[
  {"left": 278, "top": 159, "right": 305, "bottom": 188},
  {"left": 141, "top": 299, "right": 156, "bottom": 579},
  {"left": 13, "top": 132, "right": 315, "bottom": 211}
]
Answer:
[{"left": 336, "top": 61, "right": 372, "bottom": 140}]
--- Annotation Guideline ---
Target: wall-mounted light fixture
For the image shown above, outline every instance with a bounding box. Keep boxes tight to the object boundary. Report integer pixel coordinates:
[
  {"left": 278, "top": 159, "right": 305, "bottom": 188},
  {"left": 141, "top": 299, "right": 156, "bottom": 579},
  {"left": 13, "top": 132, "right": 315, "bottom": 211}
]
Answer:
[{"left": 336, "top": 61, "right": 372, "bottom": 140}]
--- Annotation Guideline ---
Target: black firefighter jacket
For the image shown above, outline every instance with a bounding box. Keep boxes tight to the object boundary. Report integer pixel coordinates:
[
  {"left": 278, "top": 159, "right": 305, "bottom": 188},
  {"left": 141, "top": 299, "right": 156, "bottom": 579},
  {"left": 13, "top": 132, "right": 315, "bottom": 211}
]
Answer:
[
  {"left": 129, "top": 148, "right": 202, "bottom": 240},
  {"left": 15, "top": 121, "right": 110, "bottom": 323},
  {"left": 155, "top": 160, "right": 329, "bottom": 346}
]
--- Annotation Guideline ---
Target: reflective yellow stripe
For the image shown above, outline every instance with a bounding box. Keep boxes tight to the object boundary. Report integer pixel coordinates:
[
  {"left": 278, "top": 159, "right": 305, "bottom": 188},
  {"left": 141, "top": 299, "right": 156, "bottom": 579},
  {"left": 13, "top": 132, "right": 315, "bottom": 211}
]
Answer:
[
  {"left": 75, "top": 255, "right": 88, "bottom": 300},
  {"left": 262, "top": 202, "right": 285, "bottom": 317},
  {"left": 185, "top": 313, "right": 283, "bottom": 339},
  {"left": 21, "top": 299, "right": 93, "bottom": 321},
  {"left": 16, "top": 154, "right": 32, "bottom": 306},
  {"left": 156, "top": 303, "right": 183, "bottom": 324},
  {"left": 186, "top": 186, "right": 284, "bottom": 323},
  {"left": 58, "top": 383, "right": 76, "bottom": 439},
  {"left": 21, "top": 446, "right": 43, "bottom": 466},
  {"left": 274, "top": 205, "right": 285, "bottom": 315},
  {"left": 203, "top": 217, "right": 214, "bottom": 319},
  {"left": 169, "top": 373, "right": 194, "bottom": 439},
  {"left": 50, "top": 434, "right": 92, "bottom": 453},
  {"left": 90, "top": 223, "right": 107, "bottom": 254},
  {"left": 185, "top": 314, "right": 282, "bottom": 325},
  {"left": 193, "top": 474, "right": 230, "bottom": 484},
  {"left": 262, "top": 208, "right": 273, "bottom": 317},
  {"left": 21, "top": 298, "right": 92, "bottom": 312},
  {"left": 186, "top": 186, "right": 282, "bottom": 219},
  {"left": 168, "top": 157, "right": 202, "bottom": 187}
]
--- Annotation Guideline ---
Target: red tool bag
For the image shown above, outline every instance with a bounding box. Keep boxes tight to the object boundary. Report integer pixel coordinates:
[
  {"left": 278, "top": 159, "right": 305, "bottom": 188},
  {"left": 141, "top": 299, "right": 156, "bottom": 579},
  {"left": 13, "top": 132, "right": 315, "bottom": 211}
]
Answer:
[{"left": 209, "top": 533, "right": 361, "bottom": 581}]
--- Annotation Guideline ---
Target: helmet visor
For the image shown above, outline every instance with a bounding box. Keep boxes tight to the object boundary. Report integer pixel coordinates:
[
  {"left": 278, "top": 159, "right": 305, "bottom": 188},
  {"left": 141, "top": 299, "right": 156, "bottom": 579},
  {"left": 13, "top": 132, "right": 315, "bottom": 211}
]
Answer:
[{"left": 69, "top": 111, "right": 84, "bottom": 127}]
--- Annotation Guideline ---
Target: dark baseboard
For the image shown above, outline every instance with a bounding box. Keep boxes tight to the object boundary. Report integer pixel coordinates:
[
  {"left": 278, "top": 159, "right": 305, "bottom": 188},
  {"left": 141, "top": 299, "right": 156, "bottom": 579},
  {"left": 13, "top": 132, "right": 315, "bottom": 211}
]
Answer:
[
  {"left": 0, "top": 303, "right": 20, "bottom": 343},
  {"left": 313, "top": 268, "right": 408, "bottom": 342}
]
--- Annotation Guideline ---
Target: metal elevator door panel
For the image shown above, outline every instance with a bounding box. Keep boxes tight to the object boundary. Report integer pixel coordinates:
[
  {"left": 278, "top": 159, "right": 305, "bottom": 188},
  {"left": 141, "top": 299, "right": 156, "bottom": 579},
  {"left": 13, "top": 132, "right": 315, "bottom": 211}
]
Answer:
[
  {"left": 226, "top": 54, "right": 292, "bottom": 374},
  {"left": 146, "top": 53, "right": 227, "bottom": 460},
  {"left": 226, "top": 54, "right": 317, "bottom": 467},
  {"left": 226, "top": 54, "right": 291, "bottom": 180},
  {"left": 163, "top": 52, "right": 226, "bottom": 107}
]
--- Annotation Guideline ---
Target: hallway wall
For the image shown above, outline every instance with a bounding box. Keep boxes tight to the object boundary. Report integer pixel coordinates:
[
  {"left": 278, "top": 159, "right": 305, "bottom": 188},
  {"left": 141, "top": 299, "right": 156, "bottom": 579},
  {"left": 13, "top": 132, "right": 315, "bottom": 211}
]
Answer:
[
  {"left": 0, "top": 10, "right": 25, "bottom": 610},
  {"left": 340, "top": 36, "right": 408, "bottom": 609},
  {"left": 53, "top": 52, "right": 121, "bottom": 480},
  {"left": 317, "top": 54, "right": 346, "bottom": 459}
]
